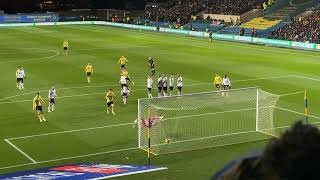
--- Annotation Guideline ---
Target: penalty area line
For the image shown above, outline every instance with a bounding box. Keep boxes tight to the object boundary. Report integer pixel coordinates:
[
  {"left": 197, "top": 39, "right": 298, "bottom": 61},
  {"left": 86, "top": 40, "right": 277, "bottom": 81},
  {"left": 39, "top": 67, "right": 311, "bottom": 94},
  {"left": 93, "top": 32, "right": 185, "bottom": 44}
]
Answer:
[
  {"left": 4, "top": 139, "right": 37, "bottom": 164},
  {"left": 7, "top": 122, "right": 134, "bottom": 140},
  {"left": 0, "top": 75, "right": 294, "bottom": 103}
]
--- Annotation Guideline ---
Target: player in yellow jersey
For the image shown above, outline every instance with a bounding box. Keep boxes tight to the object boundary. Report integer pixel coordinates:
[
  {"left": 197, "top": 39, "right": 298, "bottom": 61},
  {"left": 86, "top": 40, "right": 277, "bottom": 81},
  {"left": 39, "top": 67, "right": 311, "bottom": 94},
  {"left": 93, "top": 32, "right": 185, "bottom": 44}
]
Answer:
[
  {"left": 213, "top": 73, "right": 222, "bottom": 90},
  {"left": 118, "top": 56, "right": 128, "bottom": 69},
  {"left": 33, "top": 92, "right": 46, "bottom": 122},
  {"left": 121, "top": 69, "right": 134, "bottom": 85},
  {"left": 63, "top": 40, "right": 69, "bottom": 55},
  {"left": 106, "top": 89, "right": 116, "bottom": 115},
  {"left": 85, "top": 63, "right": 93, "bottom": 83}
]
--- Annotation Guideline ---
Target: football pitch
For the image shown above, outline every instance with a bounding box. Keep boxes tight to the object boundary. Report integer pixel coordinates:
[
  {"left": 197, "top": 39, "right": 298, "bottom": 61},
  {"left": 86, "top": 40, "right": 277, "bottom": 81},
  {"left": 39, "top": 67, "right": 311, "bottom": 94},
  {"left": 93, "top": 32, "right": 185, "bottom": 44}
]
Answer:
[{"left": 0, "top": 24, "right": 320, "bottom": 179}]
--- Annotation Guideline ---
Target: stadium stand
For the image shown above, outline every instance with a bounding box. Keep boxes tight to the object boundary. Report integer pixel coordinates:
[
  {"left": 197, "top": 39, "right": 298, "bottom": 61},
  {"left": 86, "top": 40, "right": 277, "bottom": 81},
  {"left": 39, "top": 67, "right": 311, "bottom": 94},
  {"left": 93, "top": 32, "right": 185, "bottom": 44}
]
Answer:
[
  {"left": 268, "top": 7, "right": 320, "bottom": 43},
  {"left": 144, "top": 0, "right": 267, "bottom": 23},
  {"left": 219, "top": 0, "right": 319, "bottom": 37}
]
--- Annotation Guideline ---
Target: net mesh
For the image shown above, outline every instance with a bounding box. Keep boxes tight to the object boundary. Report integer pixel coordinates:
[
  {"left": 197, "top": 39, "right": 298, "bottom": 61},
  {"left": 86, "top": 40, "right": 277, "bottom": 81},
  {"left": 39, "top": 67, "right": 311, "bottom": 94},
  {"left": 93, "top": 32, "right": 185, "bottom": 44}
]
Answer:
[{"left": 138, "top": 87, "right": 279, "bottom": 155}]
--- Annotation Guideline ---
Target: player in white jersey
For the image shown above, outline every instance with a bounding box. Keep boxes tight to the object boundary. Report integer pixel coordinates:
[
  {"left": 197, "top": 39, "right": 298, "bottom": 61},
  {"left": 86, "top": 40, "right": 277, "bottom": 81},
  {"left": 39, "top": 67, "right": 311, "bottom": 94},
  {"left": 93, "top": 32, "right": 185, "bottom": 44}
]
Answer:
[
  {"left": 157, "top": 74, "right": 163, "bottom": 97},
  {"left": 119, "top": 75, "right": 127, "bottom": 88},
  {"left": 177, "top": 74, "right": 183, "bottom": 96},
  {"left": 222, "top": 75, "right": 231, "bottom": 96},
  {"left": 147, "top": 75, "right": 153, "bottom": 98},
  {"left": 162, "top": 75, "right": 168, "bottom": 97},
  {"left": 16, "top": 66, "right": 26, "bottom": 90},
  {"left": 121, "top": 85, "right": 130, "bottom": 105},
  {"left": 169, "top": 74, "right": 174, "bottom": 96},
  {"left": 48, "top": 86, "right": 58, "bottom": 112}
]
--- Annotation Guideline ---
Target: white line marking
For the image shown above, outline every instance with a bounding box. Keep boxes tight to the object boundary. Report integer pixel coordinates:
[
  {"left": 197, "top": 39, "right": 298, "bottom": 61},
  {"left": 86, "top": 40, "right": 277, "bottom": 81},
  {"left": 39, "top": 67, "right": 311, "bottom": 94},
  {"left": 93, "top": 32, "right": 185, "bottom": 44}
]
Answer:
[
  {"left": 8, "top": 122, "right": 134, "bottom": 140},
  {"left": 0, "top": 88, "right": 145, "bottom": 105},
  {"left": 274, "top": 106, "right": 320, "bottom": 120},
  {"left": 36, "top": 147, "right": 138, "bottom": 164},
  {"left": 291, "top": 75, "right": 320, "bottom": 82},
  {"left": 0, "top": 147, "right": 137, "bottom": 170},
  {"left": 0, "top": 86, "right": 299, "bottom": 106},
  {"left": 0, "top": 75, "right": 293, "bottom": 103},
  {"left": 2, "top": 106, "right": 320, "bottom": 170},
  {"left": 0, "top": 80, "right": 301, "bottom": 106},
  {"left": 4, "top": 139, "right": 37, "bottom": 163},
  {"left": 279, "top": 91, "right": 304, "bottom": 97},
  {"left": 0, "top": 48, "right": 59, "bottom": 63}
]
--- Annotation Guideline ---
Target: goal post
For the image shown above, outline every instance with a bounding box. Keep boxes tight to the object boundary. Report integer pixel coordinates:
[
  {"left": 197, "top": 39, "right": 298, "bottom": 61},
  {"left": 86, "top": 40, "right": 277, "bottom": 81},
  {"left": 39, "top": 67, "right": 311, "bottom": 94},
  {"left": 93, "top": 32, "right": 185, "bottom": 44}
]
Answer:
[{"left": 137, "top": 87, "right": 280, "bottom": 155}]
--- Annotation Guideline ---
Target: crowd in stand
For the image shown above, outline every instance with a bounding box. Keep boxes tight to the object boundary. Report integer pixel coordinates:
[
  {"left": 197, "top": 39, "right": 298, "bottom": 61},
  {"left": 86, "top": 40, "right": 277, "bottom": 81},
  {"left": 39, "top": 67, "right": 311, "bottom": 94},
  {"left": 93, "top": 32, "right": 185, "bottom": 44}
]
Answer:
[
  {"left": 268, "top": 9, "right": 320, "bottom": 44},
  {"left": 206, "top": 0, "right": 265, "bottom": 15},
  {"left": 144, "top": 0, "right": 266, "bottom": 23}
]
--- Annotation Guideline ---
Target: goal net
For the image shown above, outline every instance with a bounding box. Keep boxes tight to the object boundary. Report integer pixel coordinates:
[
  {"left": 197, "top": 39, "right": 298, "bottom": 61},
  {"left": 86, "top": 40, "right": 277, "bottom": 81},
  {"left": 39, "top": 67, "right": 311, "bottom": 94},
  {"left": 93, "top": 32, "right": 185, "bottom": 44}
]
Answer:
[{"left": 137, "top": 87, "right": 279, "bottom": 155}]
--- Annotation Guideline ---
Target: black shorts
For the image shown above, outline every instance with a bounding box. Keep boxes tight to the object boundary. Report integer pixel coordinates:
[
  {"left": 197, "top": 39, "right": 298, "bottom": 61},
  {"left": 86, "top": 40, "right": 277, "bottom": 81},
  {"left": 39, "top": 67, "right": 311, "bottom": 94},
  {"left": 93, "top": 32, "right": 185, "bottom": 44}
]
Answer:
[
  {"left": 224, "top": 85, "right": 230, "bottom": 90},
  {"left": 121, "top": 64, "right": 125, "bottom": 68},
  {"left": 163, "top": 87, "right": 168, "bottom": 91},
  {"left": 122, "top": 93, "right": 128, "bottom": 97},
  {"left": 215, "top": 84, "right": 221, "bottom": 89},
  {"left": 169, "top": 86, "right": 174, "bottom": 91},
  {"left": 125, "top": 77, "right": 130, "bottom": 81},
  {"left": 49, "top": 98, "right": 55, "bottom": 104},
  {"left": 178, "top": 86, "right": 182, "bottom": 92},
  {"left": 17, "top": 78, "right": 23, "bottom": 83},
  {"left": 121, "top": 84, "right": 127, "bottom": 88},
  {"left": 64, "top": 47, "right": 68, "bottom": 51},
  {"left": 107, "top": 101, "right": 114, "bottom": 107},
  {"left": 158, "top": 87, "right": 162, "bottom": 92},
  {"left": 36, "top": 106, "right": 43, "bottom": 112},
  {"left": 86, "top": 72, "right": 92, "bottom": 77},
  {"left": 147, "top": 88, "right": 152, "bottom": 92}
]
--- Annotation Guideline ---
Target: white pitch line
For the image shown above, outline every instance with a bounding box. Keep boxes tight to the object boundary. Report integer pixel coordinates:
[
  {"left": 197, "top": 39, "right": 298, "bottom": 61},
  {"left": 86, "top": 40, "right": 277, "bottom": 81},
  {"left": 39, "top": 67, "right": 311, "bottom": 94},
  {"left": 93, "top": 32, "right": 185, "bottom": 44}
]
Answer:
[
  {"left": 0, "top": 49, "right": 60, "bottom": 63},
  {"left": 0, "top": 75, "right": 294, "bottom": 102},
  {"left": 0, "top": 147, "right": 137, "bottom": 171},
  {"left": 8, "top": 122, "right": 134, "bottom": 140},
  {"left": 35, "top": 147, "right": 138, "bottom": 165},
  {"left": 279, "top": 91, "right": 304, "bottom": 97},
  {"left": 0, "top": 88, "right": 147, "bottom": 105},
  {"left": 0, "top": 85, "right": 299, "bottom": 106},
  {"left": 2, "top": 105, "right": 320, "bottom": 171},
  {"left": 291, "top": 75, "right": 320, "bottom": 83},
  {"left": 274, "top": 106, "right": 320, "bottom": 120},
  {"left": 4, "top": 139, "right": 37, "bottom": 163}
]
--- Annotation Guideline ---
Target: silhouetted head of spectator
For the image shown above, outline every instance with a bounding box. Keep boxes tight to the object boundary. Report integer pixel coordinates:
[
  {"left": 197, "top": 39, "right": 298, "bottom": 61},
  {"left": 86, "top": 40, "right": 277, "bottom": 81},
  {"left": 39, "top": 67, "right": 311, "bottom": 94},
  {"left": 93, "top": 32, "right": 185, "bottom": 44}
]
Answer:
[{"left": 212, "top": 121, "right": 320, "bottom": 180}]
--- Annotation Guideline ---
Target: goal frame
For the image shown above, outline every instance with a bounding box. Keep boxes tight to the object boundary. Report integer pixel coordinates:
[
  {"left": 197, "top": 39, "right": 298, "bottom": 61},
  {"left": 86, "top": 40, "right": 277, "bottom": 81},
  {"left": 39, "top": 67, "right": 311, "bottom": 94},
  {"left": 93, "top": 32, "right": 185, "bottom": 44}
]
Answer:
[{"left": 137, "top": 86, "right": 266, "bottom": 154}]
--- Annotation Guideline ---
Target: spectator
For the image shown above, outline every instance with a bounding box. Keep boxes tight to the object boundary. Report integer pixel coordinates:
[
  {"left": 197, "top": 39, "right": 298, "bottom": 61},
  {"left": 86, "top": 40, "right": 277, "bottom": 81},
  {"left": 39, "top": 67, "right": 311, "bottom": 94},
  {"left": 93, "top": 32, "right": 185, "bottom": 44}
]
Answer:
[
  {"left": 145, "top": 0, "right": 267, "bottom": 24},
  {"left": 212, "top": 121, "right": 320, "bottom": 180},
  {"left": 268, "top": 9, "right": 320, "bottom": 44},
  {"left": 239, "top": 28, "right": 245, "bottom": 36}
]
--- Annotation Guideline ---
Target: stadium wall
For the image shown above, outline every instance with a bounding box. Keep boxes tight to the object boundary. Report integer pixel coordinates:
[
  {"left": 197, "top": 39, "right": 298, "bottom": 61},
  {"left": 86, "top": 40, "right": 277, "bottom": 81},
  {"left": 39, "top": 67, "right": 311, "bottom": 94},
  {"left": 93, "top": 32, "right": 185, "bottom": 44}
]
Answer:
[{"left": 0, "top": 21, "right": 319, "bottom": 51}]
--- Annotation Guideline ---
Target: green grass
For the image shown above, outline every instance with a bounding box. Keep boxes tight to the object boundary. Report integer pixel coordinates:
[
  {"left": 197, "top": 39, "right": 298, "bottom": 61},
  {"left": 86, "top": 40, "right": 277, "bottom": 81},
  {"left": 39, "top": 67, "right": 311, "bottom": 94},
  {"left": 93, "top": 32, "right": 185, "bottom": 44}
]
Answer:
[{"left": 0, "top": 25, "right": 320, "bottom": 179}]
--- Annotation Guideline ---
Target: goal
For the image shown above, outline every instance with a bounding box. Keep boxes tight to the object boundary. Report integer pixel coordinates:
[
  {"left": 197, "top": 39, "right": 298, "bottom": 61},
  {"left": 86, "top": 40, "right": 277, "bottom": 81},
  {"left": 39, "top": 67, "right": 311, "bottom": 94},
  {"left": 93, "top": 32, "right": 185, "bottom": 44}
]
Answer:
[{"left": 137, "top": 87, "right": 280, "bottom": 155}]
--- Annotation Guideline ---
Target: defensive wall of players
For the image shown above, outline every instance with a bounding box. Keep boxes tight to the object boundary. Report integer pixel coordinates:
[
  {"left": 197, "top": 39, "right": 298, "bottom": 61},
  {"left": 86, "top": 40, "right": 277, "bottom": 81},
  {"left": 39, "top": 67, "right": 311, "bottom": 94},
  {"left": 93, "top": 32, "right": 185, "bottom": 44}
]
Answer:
[{"left": 1, "top": 21, "right": 320, "bottom": 51}]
